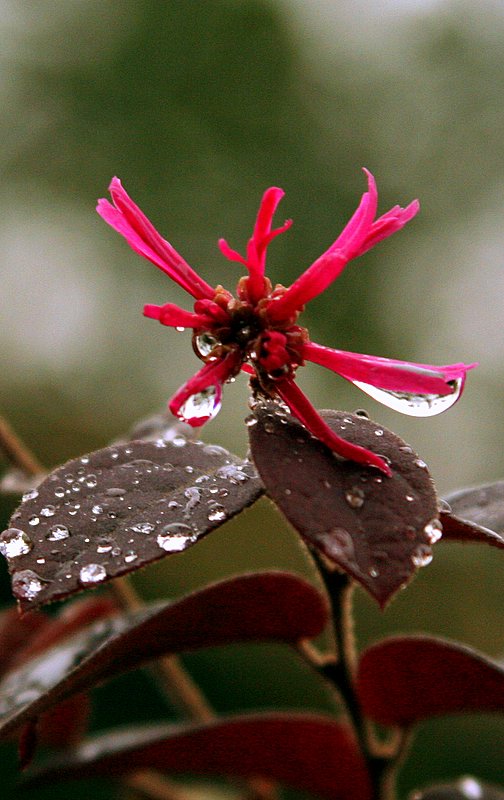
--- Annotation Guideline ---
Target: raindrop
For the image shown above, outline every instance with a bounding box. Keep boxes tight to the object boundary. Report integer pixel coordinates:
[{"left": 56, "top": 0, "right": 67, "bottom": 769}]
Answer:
[
  {"left": 28, "top": 515, "right": 40, "bottom": 527},
  {"left": 124, "top": 551, "right": 138, "bottom": 563},
  {"left": 64, "top": 473, "right": 75, "bottom": 484},
  {"left": 345, "top": 487, "right": 365, "bottom": 509},
  {"left": 216, "top": 464, "right": 248, "bottom": 484},
  {"left": 92, "top": 504, "right": 104, "bottom": 515},
  {"left": 352, "top": 377, "right": 463, "bottom": 418},
  {"left": 54, "top": 486, "right": 65, "bottom": 498},
  {"left": 264, "top": 421, "right": 275, "bottom": 434},
  {"left": 106, "top": 487, "right": 126, "bottom": 497},
  {"left": 40, "top": 505, "right": 56, "bottom": 517},
  {"left": 374, "top": 429, "right": 384, "bottom": 437},
  {"left": 131, "top": 522, "right": 156, "bottom": 534},
  {"left": 157, "top": 523, "right": 194, "bottom": 552},
  {"left": 79, "top": 563, "right": 107, "bottom": 585},
  {"left": 96, "top": 539, "right": 113, "bottom": 554},
  {"left": 46, "top": 524, "right": 71, "bottom": 542},
  {"left": 208, "top": 504, "right": 227, "bottom": 522},
  {"left": 80, "top": 456, "right": 90, "bottom": 465},
  {"left": 438, "top": 498, "right": 452, "bottom": 513},
  {"left": 184, "top": 466, "right": 194, "bottom": 474},
  {"left": 111, "top": 546, "right": 121, "bottom": 557},
  {"left": 85, "top": 474, "right": 98, "bottom": 488},
  {"left": 195, "top": 474, "right": 210, "bottom": 484},
  {"left": 284, "top": 488, "right": 292, "bottom": 496},
  {"left": 178, "top": 386, "right": 222, "bottom": 424},
  {"left": 110, "top": 450, "right": 119, "bottom": 460},
  {"left": 184, "top": 487, "right": 201, "bottom": 517},
  {"left": 203, "top": 444, "right": 230, "bottom": 457},
  {"left": 423, "top": 518, "right": 443, "bottom": 544},
  {"left": 172, "top": 435, "right": 187, "bottom": 448},
  {"left": 412, "top": 544, "right": 433, "bottom": 568},
  {"left": 208, "top": 485, "right": 219, "bottom": 494},
  {"left": 405, "top": 494, "right": 415, "bottom": 502},
  {"left": 246, "top": 417, "right": 258, "bottom": 427},
  {"left": 414, "top": 458, "right": 428, "bottom": 470},
  {"left": 175, "top": 326, "right": 185, "bottom": 332},
  {"left": 22, "top": 488, "right": 39, "bottom": 502},
  {"left": 0, "top": 528, "right": 33, "bottom": 558},
  {"left": 459, "top": 778, "right": 483, "bottom": 800},
  {"left": 194, "top": 332, "right": 220, "bottom": 358},
  {"left": 12, "top": 570, "right": 44, "bottom": 600},
  {"left": 368, "top": 566, "right": 380, "bottom": 578}
]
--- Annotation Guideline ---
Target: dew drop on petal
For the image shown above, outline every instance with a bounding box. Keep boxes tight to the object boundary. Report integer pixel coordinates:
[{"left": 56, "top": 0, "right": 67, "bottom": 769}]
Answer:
[
  {"left": 178, "top": 386, "right": 222, "bottom": 425},
  {"left": 157, "top": 523, "right": 194, "bottom": 552},
  {"left": 0, "top": 528, "right": 33, "bottom": 558},
  {"left": 79, "top": 563, "right": 107, "bottom": 585},
  {"left": 194, "top": 333, "right": 221, "bottom": 358},
  {"left": 46, "top": 524, "right": 71, "bottom": 542},
  {"left": 352, "top": 377, "right": 464, "bottom": 418},
  {"left": 12, "top": 569, "right": 44, "bottom": 600}
]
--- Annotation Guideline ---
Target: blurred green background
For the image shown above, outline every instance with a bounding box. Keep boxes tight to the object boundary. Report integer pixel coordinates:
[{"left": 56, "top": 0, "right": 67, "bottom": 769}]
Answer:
[{"left": 1, "top": 1, "right": 503, "bottom": 798}]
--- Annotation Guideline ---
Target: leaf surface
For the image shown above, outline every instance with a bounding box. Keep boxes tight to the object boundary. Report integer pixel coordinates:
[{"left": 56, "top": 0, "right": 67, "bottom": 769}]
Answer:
[
  {"left": 248, "top": 402, "right": 439, "bottom": 606},
  {"left": 2, "top": 438, "right": 263, "bottom": 610},
  {"left": 440, "top": 481, "right": 504, "bottom": 549},
  {"left": 409, "top": 778, "right": 504, "bottom": 800},
  {"left": 357, "top": 636, "right": 504, "bottom": 726},
  {"left": 24, "top": 713, "right": 372, "bottom": 800},
  {"left": 0, "top": 572, "right": 327, "bottom": 740}
]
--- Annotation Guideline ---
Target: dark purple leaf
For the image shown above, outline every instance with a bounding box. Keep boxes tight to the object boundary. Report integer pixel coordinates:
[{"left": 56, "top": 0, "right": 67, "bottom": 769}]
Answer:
[
  {"left": 440, "top": 481, "right": 504, "bottom": 549},
  {"left": 0, "top": 572, "right": 328, "bottom": 741},
  {"left": 2, "top": 438, "right": 263, "bottom": 610},
  {"left": 357, "top": 636, "right": 504, "bottom": 726},
  {"left": 248, "top": 402, "right": 439, "bottom": 606},
  {"left": 24, "top": 712, "right": 372, "bottom": 800},
  {"left": 409, "top": 777, "right": 504, "bottom": 800}
]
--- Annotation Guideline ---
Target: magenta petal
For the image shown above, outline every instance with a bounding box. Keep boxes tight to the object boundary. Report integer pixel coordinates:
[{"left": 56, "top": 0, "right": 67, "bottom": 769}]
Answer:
[
  {"left": 169, "top": 350, "right": 242, "bottom": 426},
  {"left": 98, "top": 179, "right": 215, "bottom": 301},
  {"left": 218, "top": 238, "right": 248, "bottom": 266},
  {"left": 143, "top": 303, "right": 209, "bottom": 329},
  {"left": 275, "top": 378, "right": 392, "bottom": 476},
  {"left": 252, "top": 187, "right": 286, "bottom": 270}
]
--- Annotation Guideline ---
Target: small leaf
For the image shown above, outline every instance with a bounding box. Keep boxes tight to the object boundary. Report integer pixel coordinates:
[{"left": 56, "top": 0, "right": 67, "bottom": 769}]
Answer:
[
  {"left": 409, "top": 776, "right": 504, "bottom": 800},
  {"left": 2, "top": 439, "right": 263, "bottom": 610},
  {"left": 357, "top": 636, "right": 504, "bottom": 726},
  {"left": 440, "top": 481, "right": 504, "bottom": 549},
  {"left": 248, "top": 402, "right": 439, "bottom": 606},
  {"left": 24, "top": 713, "right": 372, "bottom": 800},
  {"left": 0, "top": 572, "right": 328, "bottom": 740}
]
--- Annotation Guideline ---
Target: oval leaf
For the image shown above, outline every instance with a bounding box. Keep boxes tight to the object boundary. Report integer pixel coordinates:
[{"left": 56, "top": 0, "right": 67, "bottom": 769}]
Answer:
[
  {"left": 0, "top": 571, "right": 327, "bottom": 740},
  {"left": 440, "top": 481, "right": 504, "bottom": 549},
  {"left": 357, "top": 636, "right": 504, "bottom": 726},
  {"left": 248, "top": 402, "right": 439, "bottom": 606},
  {"left": 409, "top": 777, "right": 504, "bottom": 800},
  {"left": 2, "top": 438, "right": 264, "bottom": 610},
  {"left": 24, "top": 713, "right": 372, "bottom": 800}
]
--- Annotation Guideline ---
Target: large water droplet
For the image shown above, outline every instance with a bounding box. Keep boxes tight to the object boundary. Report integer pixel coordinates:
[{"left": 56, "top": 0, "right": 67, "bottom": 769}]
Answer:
[
  {"left": 208, "top": 504, "right": 227, "bottom": 522},
  {"left": 12, "top": 570, "right": 44, "bottom": 600},
  {"left": 157, "top": 523, "right": 194, "bottom": 552},
  {"left": 0, "top": 528, "right": 33, "bottom": 558},
  {"left": 412, "top": 544, "right": 433, "bottom": 567},
  {"left": 178, "top": 386, "right": 222, "bottom": 425},
  {"left": 194, "top": 332, "right": 221, "bottom": 359},
  {"left": 352, "top": 377, "right": 463, "bottom": 418},
  {"left": 22, "top": 488, "right": 39, "bottom": 502},
  {"left": 46, "top": 524, "right": 71, "bottom": 542},
  {"left": 79, "top": 563, "right": 107, "bottom": 585},
  {"left": 40, "top": 505, "right": 56, "bottom": 517}
]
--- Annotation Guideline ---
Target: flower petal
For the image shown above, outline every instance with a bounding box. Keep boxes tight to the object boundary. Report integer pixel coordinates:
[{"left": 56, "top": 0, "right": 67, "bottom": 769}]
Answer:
[
  {"left": 275, "top": 378, "right": 392, "bottom": 476},
  {"left": 143, "top": 303, "right": 210, "bottom": 329},
  {"left": 169, "top": 350, "right": 242, "bottom": 426},
  {"left": 97, "top": 179, "right": 215, "bottom": 301},
  {"left": 303, "top": 343, "right": 477, "bottom": 418}
]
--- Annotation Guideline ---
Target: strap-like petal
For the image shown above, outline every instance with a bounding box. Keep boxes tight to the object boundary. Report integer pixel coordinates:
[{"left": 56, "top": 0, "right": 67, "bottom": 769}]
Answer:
[
  {"left": 143, "top": 303, "right": 210, "bottom": 329},
  {"left": 169, "top": 350, "right": 242, "bottom": 426}
]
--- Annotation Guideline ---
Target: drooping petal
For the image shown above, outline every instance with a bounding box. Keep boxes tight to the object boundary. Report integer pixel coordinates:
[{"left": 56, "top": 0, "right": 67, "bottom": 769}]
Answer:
[
  {"left": 275, "top": 378, "right": 392, "bottom": 476},
  {"left": 304, "top": 342, "right": 477, "bottom": 418},
  {"left": 267, "top": 170, "right": 418, "bottom": 321},
  {"left": 143, "top": 303, "right": 210, "bottom": 329},
  {"left": 97, "top": 179, "right": 215, "bottom": 301},
  {"left": 169, "top": 350, "right": 242, "bottom": 426},
  {"left": 218, "top": 238, "right": 248, "bottom": 266}
]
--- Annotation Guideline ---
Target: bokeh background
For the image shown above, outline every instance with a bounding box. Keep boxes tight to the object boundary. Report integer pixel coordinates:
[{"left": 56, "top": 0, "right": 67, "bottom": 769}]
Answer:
[{"left": 1, "top": 1, "right": 503, "bottom": 797}]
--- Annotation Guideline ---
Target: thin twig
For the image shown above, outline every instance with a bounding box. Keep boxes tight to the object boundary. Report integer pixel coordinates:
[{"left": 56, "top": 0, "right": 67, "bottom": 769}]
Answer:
[{"left": 0, "top": 414, "right": 44, "bottom": 477}]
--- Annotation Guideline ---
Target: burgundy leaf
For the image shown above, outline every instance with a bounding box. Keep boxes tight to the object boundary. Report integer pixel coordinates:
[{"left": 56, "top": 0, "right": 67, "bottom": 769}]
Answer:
[
  {"left": 248, "top": 402, "right": 439, "bottom": 606},
  {"left": 24, "top": 712, "right": 372, "bottom": 800},
  {"left": 0, "top": 608, "right": 50, "bottom": 678},
  {"left": 440, "top": 481, "right": 504, "bottom": 549},
  {"left": 1, "top": 438, "right": 263, "bottom": 610},
  {"left": 0, "top": 572, "right": 327, "bottom": 741},
  {"left": 409, "top": 777, "right": 504, "bottom": 800},
  {"left": 357, "top": 636, "right": 504, "bottom": 726}
]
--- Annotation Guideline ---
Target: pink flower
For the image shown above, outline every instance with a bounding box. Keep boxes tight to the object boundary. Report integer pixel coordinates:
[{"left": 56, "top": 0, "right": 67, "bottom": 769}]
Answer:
[{"left": 97, "top": 170, "right": 475, "bottom": 476}]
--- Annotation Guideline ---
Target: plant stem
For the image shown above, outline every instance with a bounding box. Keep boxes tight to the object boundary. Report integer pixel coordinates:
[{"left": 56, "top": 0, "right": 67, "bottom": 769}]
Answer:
[{"left": 0, "top": 414, "right": 44, "bottom": 477}]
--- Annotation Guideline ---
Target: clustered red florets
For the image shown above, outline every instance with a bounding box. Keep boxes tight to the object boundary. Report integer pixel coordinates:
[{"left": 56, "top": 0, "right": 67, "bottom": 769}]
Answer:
[{"left": 97, "top": 170, "right": 476, "bottom": 477}]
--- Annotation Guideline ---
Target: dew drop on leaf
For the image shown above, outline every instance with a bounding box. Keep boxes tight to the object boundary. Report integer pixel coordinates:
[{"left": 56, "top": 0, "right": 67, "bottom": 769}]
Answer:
[
  {"left": 344, "top": 488, "right": 365, "bottom": 509},
  {"left": 79, "top": 563, "right": 107, "bottom": 585},
  {"left": 207, "top": 504, "right": 227, "bottom": 522},
  {"left": 12, "top": 569, "right": 44, "bottom": 600},
  {"left": 46, "top": 524, "right": 71, "bottom": 542},
  {"left": 0, "top": 528, "right": 33, "bottom": 558},
  {"left": 412, "top": 544, "right": 433, "bottom": 567},
  {"left": 157, "top": 523, "right": 194, "bottom": 552},
  {"left": 22, "top": 488, "right": 39, "bottom": 502},
  {"left": 423, "top": 518, "right": 443, "bottom": 544},
  {"left": 352, "top": 376, "right": 463, "bottom": 418}
]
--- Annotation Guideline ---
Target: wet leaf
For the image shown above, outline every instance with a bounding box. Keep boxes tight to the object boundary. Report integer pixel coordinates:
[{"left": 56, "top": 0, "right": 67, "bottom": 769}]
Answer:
[
  {"left": 440, "top": 481, "right": 504, "bottom": 549},
  {"left": 0, "top": 608, "right": 50, "bottom": 678},
  {"left": 409, "top": 777, "right": 504, "bottom": 800},
  {"left": 0, "top": 572, "right": 328, "bottom": 741},
  {"left": 357, "top": 636, "right": 504, "bottom": 726},
  {"left": 248, "top": 402, "right": 439, "bottom": 606},
  {"left": 24, "top": 712, "right": 372, "bottom": 800},
  {"left": 2, "top": 438, "right": 263, "bottom": 610}
]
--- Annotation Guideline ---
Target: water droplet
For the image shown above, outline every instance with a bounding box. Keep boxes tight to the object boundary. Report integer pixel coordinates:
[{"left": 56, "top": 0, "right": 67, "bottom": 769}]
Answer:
[
  {"left": 0, "top": 528, "right": 33, "bottom": 558},
  {"left": 194, "top": 332, "right": 221, "bottom": 358},
  {"left": 352, "top": 376, "right": 464, "bottom": 417},
  {"left": 246, "top": 417, "right": 258, "bottom": 427},
  {"left": 124, "top": 551, "right": 138, "bottom": 563},
  {"left": 438, "top": 498, "right": 452, "bottom": 513},
  {"left": 28, "top": 515, "right": 40, "bottom": 527},
  {"left": 54, "top": 486, "right": 65, "bottom": 498},
  {"left": 22, "top": 488, "right": 39, "bottom": 502},
  {"left": 106, "top": 487, "right": 126, "bottom": 497},
  {"left": 36, "top": 557, "right": 46, "bottom": 565},
  {"left": 215, "top": 464, "right": 248, "bottom": 484},
  {"left": 207, "top": 504, "right": 227, "bottom": 522},
  {"left": 46, "top": 524, "right": 70, "bottom": 542},
  {"left": 96, "top": 538, "right": 113, "bottom": 554},
  {"left": 178, "top": 385, "right": 222, "bottom": 424},
  {"left": 79, "top": 563, "right": 107, "bottom": 585},
  {"left": 284, "top": 488, "right": 292, "bottom": 496},
  {"left": 85, "top": 474, "right": 98, "bottom": 488},
  {"left": 405, "top": 494, "right": 414, "bottom": 502},
  {"left": 184, "top": 487, "right": 201, "bottom": 517},
  {"left": 92, "top": 504, "right": 104, "bottom": 515},
  {"left": 354, "top": 409, "right": 370, "bottom": 418},
  {"left": 40, "top": 505, "right": 56, "bottom": 517},
  {"left": 423, "top": 518, "right": 443, "bottom": 544},
  {"left": 80, "top": 456, "right": 90, "bottom": 465},
  {"left": 263, "top": 421, "right": 275, "bottom": 434},
  {"left": 172, "top": 435, "right": 187, "bottom": 448},
  {"left": 184, "top": 466, "right": 194, "bottom": 474},
  {"left": 110, "top": 450, "right": 119, "bottom": 460},
  {"left": 131, "top": 522, "right": 155, "bottom": 534},
  {"left": 374, "top": 429, "right": 384, "bottom": 437},
  {"left": 64, "top": 473, "right": 75, "bottom": 484},
  {"left": 12, "top": 570, "right": 44, "bottom": 600},
  {"left": 414, "top": 458, "right": 428, "bottom": 470},
  {"left": 368, "top": 566, "right": 380, "bottom": 578},
  {"left": 157, "top": 523, "right": 194, "bottom": 552},
  {"left": 195, "top": 474, "right": 210, "bottom": 484},
  {"left": 459, "top": 778, "right": 483, "bottom": 800},
  {"left": 412, "top": 544, "right": 433, "bottom": 568},
  {"left": 202, "top": 444, "right": 229, "bottom": 457},
  {"left": 175, "top": 326, "right": 185, "bottom": 332},
  {"left": 168, "top": 500, "right": 182, "bottom": 510},
  {"left": 345, "top": 487, "right": 365, "bottom": 509}
]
